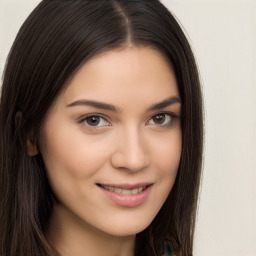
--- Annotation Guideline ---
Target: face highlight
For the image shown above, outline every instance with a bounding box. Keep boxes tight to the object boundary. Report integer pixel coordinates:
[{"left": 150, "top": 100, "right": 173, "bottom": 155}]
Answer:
[{"left": 39, "top": 46, "right": 182, "bottom": 239}]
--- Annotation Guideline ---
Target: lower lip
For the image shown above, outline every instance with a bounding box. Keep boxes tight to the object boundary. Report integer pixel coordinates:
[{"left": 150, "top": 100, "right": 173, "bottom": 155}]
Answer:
[{"left": 98, "top": 185, "right": 152, "bottom": 207}]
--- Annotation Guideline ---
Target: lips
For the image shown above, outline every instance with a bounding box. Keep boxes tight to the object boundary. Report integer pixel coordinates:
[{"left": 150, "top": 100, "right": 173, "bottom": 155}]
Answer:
[{"left": 97, "top": 183, "right": 153, "bottom": 207}]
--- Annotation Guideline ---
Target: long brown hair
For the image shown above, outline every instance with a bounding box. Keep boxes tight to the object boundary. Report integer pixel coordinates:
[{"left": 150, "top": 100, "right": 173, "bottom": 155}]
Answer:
[{"left": 0, "top": 1, "right": 203, "bottom": 255}]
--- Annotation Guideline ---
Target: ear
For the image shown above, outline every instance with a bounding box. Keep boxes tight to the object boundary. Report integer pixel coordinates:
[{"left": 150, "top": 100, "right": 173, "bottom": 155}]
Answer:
[
  {"left": 27, "top": 138, "right": 39, "bottom": 156},
  {"left": 15, "top": 111, "right": 39, "bottom": 156}
]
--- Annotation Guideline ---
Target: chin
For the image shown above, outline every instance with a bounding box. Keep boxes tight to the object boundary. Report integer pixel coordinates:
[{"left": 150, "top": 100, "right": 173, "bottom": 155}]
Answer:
[
  {"left": 105, "top": 226, "right": 148, "bottom": 237},
  {"left": 98, "top": 215, "right": 153, "bottom": 237}
]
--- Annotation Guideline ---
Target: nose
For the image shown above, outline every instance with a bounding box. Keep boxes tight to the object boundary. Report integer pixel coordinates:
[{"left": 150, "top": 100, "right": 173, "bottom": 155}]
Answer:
[{"left": 110, "top": 127, "right": 149, "bottom": 172}]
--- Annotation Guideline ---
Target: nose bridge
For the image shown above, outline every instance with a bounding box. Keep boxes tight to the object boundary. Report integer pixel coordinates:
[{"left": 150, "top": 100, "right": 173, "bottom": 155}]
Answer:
[{"left": 111, "top": 125, "right": 149, "bottom": 172}]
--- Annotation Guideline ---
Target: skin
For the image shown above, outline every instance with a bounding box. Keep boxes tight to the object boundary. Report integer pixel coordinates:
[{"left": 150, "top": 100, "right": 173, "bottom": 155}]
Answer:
[{"left": 35, "top": 46, "right": 182, "bottom": 256}]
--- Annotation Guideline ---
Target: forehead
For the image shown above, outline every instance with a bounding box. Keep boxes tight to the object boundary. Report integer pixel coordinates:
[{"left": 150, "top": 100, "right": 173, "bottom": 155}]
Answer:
[{"left": 61, "top": 46, "right": 179, "bottom": 107}]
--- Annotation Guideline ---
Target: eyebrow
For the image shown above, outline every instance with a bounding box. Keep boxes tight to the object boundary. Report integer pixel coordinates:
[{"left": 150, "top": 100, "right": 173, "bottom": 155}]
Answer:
[
  {"left": 148, "top": 96, "right": 181, "bottom": 111},
  {"left": 66, "top": 96, "right": 181, "bottom": 112},
  {"left": 67, "top": 99, "right": 120, "bottom": 112}
]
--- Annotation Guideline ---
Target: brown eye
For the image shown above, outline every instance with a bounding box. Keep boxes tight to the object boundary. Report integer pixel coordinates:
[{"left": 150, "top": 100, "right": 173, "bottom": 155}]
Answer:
[
  {"left": 147, "top": 113, "right": 173, "bottom": 126},
  {"left": 86, "top": 116, "right": 100, "bottom": 126},
  {"left": 152, "top": 114, "right": 166, "bottom": 124},
  {"left": 82, "top": 115, "right": 110, "bottom": 127}
]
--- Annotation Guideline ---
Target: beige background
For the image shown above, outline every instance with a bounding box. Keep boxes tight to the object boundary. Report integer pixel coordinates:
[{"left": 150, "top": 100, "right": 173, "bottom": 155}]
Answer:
[{"left": 1, "top": 0, "right": 255, "bottom": 255}]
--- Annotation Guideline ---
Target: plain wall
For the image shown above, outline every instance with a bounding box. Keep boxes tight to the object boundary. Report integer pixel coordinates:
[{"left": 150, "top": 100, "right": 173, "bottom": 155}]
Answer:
[{"left": 1, "top": 1, "right": 255, "bottom": 255}]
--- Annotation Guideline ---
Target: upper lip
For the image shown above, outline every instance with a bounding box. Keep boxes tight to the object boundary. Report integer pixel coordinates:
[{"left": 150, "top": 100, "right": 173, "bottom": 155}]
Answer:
[{"left": 96, "top": 183, "right": 153, "bottom": 189}]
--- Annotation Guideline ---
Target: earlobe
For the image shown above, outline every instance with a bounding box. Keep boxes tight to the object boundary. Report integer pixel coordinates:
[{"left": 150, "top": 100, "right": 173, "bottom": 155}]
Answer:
[{"left": 27, "top": 139, "right": 38, "bottom": 156}]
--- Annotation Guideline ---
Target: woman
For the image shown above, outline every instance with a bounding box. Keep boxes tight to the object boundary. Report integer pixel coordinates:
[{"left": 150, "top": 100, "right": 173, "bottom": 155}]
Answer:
[{"left": 0, "top": 0, "right": 203, "bottom": 255}]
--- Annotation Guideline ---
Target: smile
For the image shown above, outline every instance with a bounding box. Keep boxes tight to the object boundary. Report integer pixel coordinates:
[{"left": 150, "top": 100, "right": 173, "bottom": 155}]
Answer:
[
  {"left": 100, "top": 185, "right": 147, "bottom": 195},
  {"left": 97, "top": 183, "right": 153, "bottom": 207}
]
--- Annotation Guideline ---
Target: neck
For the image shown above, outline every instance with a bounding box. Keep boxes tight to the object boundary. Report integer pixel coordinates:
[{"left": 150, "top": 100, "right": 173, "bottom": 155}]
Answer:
[{"left": 46, "top": 203, "right": 135, "bottom": 256}]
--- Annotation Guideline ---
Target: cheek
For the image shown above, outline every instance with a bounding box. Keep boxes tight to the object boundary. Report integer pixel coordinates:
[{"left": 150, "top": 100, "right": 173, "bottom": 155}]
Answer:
[
  {"left": 39, "top": 130, "right": 111, "bottom": 209},
  {"left": 151, "top": 128, "right": 182, "bottom": 177},
  {"left": 40, "top": 125, "right": 108, "bottom": 178},
  {"left": 148, "top": 128, "right": 182, "bottom": 200},
  {"left": 39, "top": 127, "right": 114, "bottom": 207}
]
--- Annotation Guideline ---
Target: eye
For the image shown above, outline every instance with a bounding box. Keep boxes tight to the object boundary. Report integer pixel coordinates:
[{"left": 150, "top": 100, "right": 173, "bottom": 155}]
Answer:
[
  {"left": 147, "top": 113, "right": 174, "bottom": 126},
  {"left": 80, "top": 115, "right": 110, "bottom": 128}
]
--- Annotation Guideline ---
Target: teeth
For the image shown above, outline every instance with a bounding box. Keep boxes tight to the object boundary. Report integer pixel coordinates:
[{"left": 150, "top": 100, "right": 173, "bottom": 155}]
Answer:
[
  {"left": 122, "top": 189, "right": 132, "bottom": 195},
  {"left": 131, "top": 188, "right": 139, "bottom": 194},
  {"left": 138, "top": 187, "right": 143, "bottom": 193},
  {"left": 115, "top": 187, "right": 122, "bottom": 193},
  {"left": 102, "top": 185, "right": 146, "bottom": 195}
]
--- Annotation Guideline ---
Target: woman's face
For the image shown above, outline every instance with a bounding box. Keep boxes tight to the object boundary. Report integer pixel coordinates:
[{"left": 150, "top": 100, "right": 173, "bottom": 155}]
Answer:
[{"left": 39, "top": 46, "right": 182, "bottom": 236}]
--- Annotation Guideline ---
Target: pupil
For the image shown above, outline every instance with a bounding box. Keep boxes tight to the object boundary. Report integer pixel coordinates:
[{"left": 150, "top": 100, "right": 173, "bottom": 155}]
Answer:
[
  {"left": 153, "top": 114, "right": 165, "bottom": 124},
  {"left": 88, "top": 116, "right": 100, "bottom": 126}
]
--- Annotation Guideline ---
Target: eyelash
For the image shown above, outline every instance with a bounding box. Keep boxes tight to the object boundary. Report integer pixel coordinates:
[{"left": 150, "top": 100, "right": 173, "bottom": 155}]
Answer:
[
  {"left": 146, "top": 112, "right": 178, "bottom": 127},
  {"left": 78, "top": 114, "right": 111, "bottom": 130},
  {"left": 78, "top": 112, "right": 178, "bottom": 130}
]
